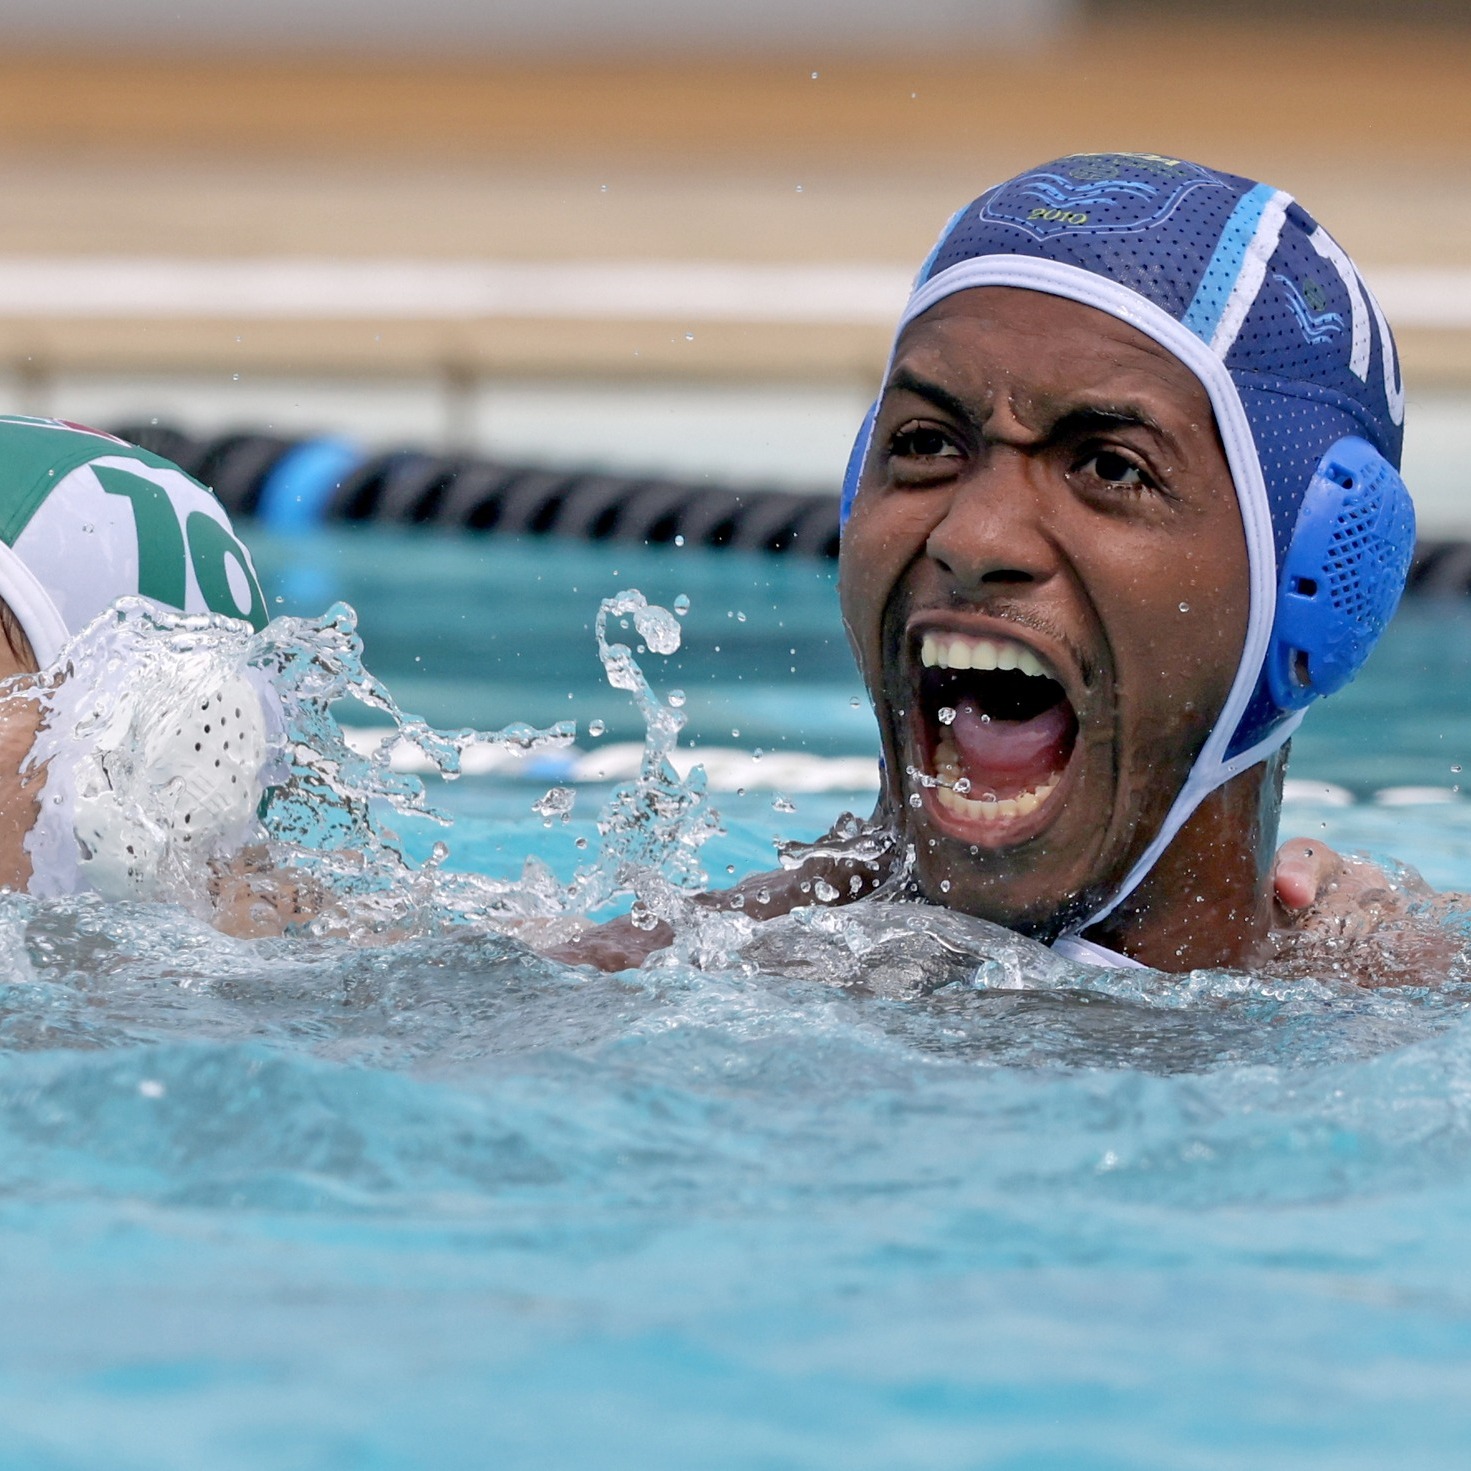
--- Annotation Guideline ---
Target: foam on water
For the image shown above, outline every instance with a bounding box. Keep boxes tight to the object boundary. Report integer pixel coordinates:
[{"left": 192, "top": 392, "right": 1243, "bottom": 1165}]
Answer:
[{"left": 4, "top": 586, "right": 1471, "bottom": 1466}]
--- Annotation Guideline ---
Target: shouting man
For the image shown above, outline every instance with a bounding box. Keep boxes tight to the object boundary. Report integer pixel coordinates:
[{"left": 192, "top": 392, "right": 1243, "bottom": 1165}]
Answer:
[{"left": 567, "top": 152, "right": 1418, "bottom": 975}]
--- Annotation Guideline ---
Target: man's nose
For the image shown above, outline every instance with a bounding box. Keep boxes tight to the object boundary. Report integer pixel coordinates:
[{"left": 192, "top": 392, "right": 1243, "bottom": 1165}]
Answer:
[{"left": 924, "top": 446, "right": 1062, "bottom": 590}]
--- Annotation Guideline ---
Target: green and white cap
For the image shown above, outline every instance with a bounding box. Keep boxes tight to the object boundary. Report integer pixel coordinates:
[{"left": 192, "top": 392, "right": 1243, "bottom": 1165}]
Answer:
[{"left": 0, "top": 416, "right": 267, "bottom": 665}]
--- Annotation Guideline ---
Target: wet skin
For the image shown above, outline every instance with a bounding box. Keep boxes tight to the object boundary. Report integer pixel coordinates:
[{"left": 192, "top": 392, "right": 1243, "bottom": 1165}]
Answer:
[
  {"left": 0, "top": 634, "right": 40, "bottom": 892},
  {"left": 840, "top": 286, "right": 1279, "bottom": 969}
]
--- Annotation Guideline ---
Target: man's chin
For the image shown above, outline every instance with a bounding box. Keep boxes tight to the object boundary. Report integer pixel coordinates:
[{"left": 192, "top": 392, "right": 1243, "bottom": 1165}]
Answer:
[{"left": 900, "top": 788, "right": 1117, "bottom": 935}]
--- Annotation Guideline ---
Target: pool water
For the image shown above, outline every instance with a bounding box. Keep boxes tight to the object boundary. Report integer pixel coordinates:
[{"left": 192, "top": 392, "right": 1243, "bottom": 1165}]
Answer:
[{"left": 5, "top": 528, "right": 1471, "bottom": 1470}]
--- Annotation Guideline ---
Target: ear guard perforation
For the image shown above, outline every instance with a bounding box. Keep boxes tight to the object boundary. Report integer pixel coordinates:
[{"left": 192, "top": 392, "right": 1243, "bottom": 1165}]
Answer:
[{"left": 1267, "top": 436, "right": 1415, "bottom": 711}]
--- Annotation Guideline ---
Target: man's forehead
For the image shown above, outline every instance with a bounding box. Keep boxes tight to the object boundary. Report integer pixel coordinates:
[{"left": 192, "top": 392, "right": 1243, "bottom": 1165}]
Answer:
[{"left": 890, "top": 286, "right": 1211, "bottom": 423}]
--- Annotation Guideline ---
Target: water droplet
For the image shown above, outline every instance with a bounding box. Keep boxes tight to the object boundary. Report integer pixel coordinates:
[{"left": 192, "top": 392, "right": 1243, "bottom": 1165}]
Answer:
[
  {"left": 940, "top": 879, "right": 951, "bottom": 893},
  {"left": 588, "top": 719, "right": 606, "bottom": 737},
  {"left": 954, "top": 778, "right": 971, "bottom": 795},
  {"left": 633, "top": 603, "right": 681, "bottom": 654},
  {"left": 532, "top": 786, "right": 576, "bottom": 826},
  {"left": 673, "top": 594, "right": 690, "bottom": 616},
  {"left": 757, "top": 887, "right": 771, "bottom": 904},
  {"left": 810, "top": 70, "right": 819, "bottom": 79},
  {"left": 1454, "top": 764, "right": 1463, "bottom": 774},
  {"left": 1178, "top": 602, "right": 1191, "bottom": 613},
  {"left": 674, "top": 535, "right": 685, "bottom": 546},
  {"left": 731, "top": 728, "right": 740, "bottom": 738},
  {"left": 138, "top": 1079, "right": 165, "bottom": 1099},
  {"left": 231, "top": 373, "right": 240, "bottom": 382},
  {"left": 772, "top": 795, "right": 795, "bottom": 813},
  {"left": 667, "top": 689, "right": 686, "bottom": 708},
  {"left": 849, "top": 696, "right": 862, "bottom": 708},
  {"left": 908, "top": 793, "right": 922, "bottom": 808},
  {"left": 736, "top": 611, "right": 746, "bottom": 623},
  {"left": 575, "top": 836, "right": 588, "bottom": 849},
  {"left": 938, "top": 705, "right": 956, "bottom": 726},
  {"left": 752, "top": 748, "right": 763, "bottom": 761},
  {"left": 730, "top": 892, "right": 745, "bottom": 908},
  {"left": 684, "top": 332, "right": 695, "bottom": 342},
  {"left": 814, "top": 879, "right": 839, "bottom": 903}
]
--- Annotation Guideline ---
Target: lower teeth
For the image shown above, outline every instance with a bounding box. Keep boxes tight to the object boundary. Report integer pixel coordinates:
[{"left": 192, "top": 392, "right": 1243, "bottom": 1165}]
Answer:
[{"left": 931, "top": 737, "right": 1059, "bottom": 821}]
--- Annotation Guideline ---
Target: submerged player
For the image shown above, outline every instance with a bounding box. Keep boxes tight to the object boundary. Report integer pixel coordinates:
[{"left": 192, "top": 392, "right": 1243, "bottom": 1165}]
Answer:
[{"left": 558, "top": 152, "right": 1420, "bottom": 976}]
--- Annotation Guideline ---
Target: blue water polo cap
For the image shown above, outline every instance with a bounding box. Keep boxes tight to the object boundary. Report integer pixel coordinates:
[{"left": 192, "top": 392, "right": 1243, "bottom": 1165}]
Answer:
[{"left": 843, "top": 151, "right": 1415, "bottom": 935}]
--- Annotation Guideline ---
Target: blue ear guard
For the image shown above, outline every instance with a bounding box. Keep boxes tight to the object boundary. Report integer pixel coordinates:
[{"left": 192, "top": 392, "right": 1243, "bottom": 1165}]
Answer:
[{"left": 1267, "top": 436, "right": 1415, "bottom": 711}]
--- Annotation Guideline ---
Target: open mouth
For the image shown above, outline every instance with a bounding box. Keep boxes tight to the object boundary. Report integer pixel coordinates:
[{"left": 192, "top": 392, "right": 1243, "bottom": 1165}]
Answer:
[{"left": 913, "top": 629, "right": 1079, "bottom": 831}]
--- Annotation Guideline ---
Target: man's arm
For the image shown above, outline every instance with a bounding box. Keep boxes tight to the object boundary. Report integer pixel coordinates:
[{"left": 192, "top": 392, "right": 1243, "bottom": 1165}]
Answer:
[{"left": 543, "top": 809, "right": 896, "bottom": 971}]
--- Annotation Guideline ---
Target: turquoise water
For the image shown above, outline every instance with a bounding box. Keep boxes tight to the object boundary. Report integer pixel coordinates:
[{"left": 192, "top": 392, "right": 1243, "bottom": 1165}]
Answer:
[{"left": 6, "top": 529, "right": 1471, "bottom": 1469}]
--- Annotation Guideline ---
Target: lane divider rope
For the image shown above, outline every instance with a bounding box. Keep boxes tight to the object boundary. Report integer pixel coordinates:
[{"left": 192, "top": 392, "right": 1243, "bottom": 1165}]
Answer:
[{"left": 115, "top": 420, "right": 1464, "bottom": 587}]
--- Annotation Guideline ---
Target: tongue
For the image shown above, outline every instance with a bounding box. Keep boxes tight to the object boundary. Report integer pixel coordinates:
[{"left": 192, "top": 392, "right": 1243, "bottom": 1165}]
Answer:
[{"left": 947, "top": 696, "right": 1072, "bottom": 800}]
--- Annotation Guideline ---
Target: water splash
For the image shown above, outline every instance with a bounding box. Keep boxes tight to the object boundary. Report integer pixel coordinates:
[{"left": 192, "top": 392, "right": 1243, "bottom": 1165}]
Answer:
[
  {"left": 20, "top": 598, "right": 576, "bottom": 939},
  {"left": 12, "top": 590, "right": 1470, "bottom": 1016},
  {"left": 7, "top": 587, "right": 739, "bottom": 956},
  {"left": 560, "top": 591, "right": 722, "bottom": 924}
]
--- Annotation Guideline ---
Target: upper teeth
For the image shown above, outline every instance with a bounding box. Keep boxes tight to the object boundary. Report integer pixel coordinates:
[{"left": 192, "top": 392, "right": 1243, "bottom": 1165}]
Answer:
[{"left": 920, "top": 633, "right": 1049, "bottom": 680}]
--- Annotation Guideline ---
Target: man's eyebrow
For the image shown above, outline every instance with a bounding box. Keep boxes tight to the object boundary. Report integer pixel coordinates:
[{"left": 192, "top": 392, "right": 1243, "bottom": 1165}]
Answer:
[
  {"left": 884, "top": 368, "right": 980, "bottom": 430},
  {"left": 884, "top": 369, "right": 1183, "bottom": 454},
  {"left": 1049, "top": 404, "right": 1179, "bottom": 453}
]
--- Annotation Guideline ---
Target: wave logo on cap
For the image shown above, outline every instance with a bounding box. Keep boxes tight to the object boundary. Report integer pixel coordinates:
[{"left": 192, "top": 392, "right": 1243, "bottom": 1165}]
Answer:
[{"left": 980, "top": 152, "right": 1225, "bottom": 241}]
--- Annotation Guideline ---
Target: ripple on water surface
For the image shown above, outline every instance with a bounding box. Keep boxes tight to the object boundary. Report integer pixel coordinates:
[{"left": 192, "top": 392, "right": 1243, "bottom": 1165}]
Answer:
[
  {"left": 4, "top": 562, "right": 1471, "bottom": 1467},
  {"left": 3, "top": 891, "right": 1471, "bottom": 1469}
]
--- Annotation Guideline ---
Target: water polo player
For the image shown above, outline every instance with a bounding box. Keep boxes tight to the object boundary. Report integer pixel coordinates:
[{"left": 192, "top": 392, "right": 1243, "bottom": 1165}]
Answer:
[
  {"left": 558, "top": 151, "right": 1416, "bottom": 974},
  {"left": 0, "top": 414, "right": 274, "bottom": 902}
]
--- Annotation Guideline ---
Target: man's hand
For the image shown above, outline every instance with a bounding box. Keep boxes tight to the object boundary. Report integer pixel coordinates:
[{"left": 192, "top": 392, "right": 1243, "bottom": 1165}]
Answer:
[
  {"left": 209, "top": 846, "right": 330, "bottom": 938},
  {"left": 1270, "top": 836, "right": 1459, "bottom": 984},
  {"left": 1270, "top": 837, "right": 1425, "bottom": 921},
  {"left": 540, "top": 911, "right": 676, "bottom": 972}
]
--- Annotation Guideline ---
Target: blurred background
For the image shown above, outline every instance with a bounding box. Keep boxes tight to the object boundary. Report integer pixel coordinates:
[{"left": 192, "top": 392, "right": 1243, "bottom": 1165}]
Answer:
[{"left": 0, "top": 0, "right": 1468, "bottom": 525}]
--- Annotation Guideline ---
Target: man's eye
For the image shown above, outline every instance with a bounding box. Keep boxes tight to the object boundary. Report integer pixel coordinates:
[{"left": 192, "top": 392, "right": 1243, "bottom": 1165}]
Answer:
[
  {"left": 1079, "top": 449, "right": 1151, "bottom": 490},
  {"left": 891, "top": 422, "right": 962, "bottom": 460}
]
